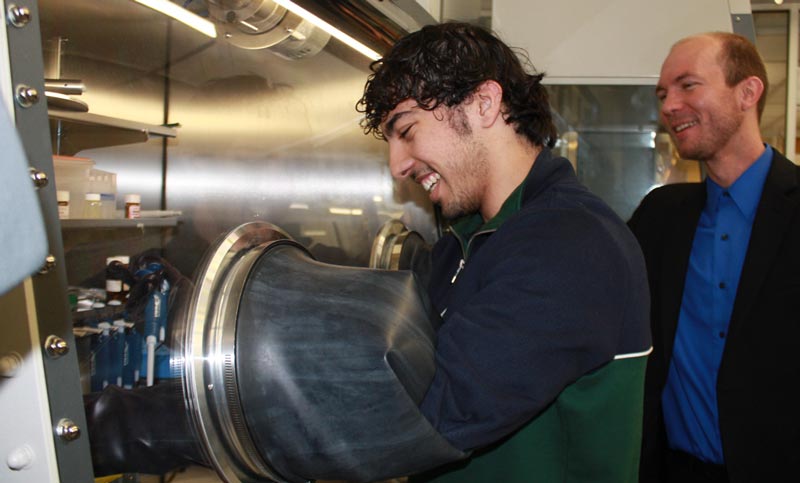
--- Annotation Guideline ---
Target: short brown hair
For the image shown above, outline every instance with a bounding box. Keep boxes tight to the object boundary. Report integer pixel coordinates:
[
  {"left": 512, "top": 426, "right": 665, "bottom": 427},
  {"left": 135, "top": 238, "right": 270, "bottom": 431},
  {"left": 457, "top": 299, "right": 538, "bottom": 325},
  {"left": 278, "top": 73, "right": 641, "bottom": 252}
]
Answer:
[{"left": 709, "top": 32, "right": 769, "bottom": 120}]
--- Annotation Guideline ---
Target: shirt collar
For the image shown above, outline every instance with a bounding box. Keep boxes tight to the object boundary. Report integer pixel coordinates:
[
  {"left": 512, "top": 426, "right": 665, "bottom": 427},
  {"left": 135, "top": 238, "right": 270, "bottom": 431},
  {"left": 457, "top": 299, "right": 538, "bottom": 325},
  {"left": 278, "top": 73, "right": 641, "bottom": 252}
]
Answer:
[
  {"left": 705, "top": 144, "right": 772, "bottom": 222},
  {"left": 450, "top": 178, "right": 525, "bottom": 241}
]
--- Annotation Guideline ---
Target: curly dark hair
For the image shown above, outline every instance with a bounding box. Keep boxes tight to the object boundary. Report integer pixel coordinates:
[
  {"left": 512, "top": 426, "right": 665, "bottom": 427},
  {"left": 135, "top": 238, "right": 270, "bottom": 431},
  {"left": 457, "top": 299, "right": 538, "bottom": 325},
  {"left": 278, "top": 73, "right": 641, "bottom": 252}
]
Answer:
[{"left": 357, "top": 22, "right": 556, "bottom": 148}]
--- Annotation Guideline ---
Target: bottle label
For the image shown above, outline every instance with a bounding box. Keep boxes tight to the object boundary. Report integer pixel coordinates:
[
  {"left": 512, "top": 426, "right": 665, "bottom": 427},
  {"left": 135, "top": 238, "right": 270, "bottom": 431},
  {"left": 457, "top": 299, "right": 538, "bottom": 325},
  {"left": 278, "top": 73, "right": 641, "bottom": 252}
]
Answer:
[{"left": 126, "top": 204, "right": 141, "bottom": 219}]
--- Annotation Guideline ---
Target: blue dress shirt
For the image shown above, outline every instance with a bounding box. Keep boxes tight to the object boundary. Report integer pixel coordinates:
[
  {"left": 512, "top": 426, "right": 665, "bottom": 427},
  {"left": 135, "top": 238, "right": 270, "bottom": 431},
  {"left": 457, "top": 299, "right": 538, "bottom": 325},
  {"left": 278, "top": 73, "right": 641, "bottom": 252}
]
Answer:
[{"left": 662, "top": 145, "right": 773, "bottom": 464}]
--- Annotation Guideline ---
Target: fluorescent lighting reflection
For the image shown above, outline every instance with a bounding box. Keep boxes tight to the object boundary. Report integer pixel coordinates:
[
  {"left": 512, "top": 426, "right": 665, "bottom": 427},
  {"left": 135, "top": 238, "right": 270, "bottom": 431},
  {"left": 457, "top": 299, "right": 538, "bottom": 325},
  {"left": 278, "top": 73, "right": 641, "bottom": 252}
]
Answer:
[
  {"left": 134, "top": 0, "right": 217, "bottom": 38},
  {"left": 329, "top": 207, "right": 364, "bottom": 216},
  {"left": 273, "top": 0, "right": 381, "bottom": 60}
]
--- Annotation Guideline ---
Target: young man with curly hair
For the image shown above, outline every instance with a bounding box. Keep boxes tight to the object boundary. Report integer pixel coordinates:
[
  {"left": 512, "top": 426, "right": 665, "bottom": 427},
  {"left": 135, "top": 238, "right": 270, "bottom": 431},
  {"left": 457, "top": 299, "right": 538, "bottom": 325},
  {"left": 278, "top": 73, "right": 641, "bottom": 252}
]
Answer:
[{"left": 358, "top": 22, "right": 652, "bottom": 483}]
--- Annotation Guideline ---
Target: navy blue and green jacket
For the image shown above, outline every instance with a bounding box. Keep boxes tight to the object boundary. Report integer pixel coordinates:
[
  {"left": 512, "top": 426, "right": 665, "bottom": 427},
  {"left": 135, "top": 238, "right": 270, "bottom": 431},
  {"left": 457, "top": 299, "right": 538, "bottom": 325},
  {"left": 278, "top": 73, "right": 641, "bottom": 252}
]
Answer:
[{"left": 414, "top": 149, "right": 652, "bottom": 483}]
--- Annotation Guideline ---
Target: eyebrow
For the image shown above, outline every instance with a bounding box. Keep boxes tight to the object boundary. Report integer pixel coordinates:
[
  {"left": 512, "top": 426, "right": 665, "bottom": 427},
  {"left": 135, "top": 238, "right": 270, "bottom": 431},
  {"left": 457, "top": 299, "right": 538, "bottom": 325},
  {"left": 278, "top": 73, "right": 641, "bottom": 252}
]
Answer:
[{"left": 383, "top": 110, "right": 412, "bottom": 138}]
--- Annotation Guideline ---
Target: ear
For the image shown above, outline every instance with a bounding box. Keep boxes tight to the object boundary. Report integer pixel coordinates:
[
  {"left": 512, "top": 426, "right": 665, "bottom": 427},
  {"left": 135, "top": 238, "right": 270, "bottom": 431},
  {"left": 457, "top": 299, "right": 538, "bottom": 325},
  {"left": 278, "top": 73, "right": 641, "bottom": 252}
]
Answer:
[
  {"left": 738, "top": 75, "right": 764, "bottom": 114},
  {"left": 473, "top": 80, "right": 504, "bottom": 127}
]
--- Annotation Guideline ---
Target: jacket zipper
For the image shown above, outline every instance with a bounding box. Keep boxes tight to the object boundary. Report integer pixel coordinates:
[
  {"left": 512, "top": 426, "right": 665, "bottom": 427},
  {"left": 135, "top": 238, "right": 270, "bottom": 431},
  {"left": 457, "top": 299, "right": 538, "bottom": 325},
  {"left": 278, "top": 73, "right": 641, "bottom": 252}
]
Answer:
[
  {"left": 449, "top": 228, "right": 495, "bottom": 285},
  {"left": 440, "top": 227, "right": 497, "bottom": 318},
  {"left": 450, "top": 259, "right": 465, "bottom": 283}
]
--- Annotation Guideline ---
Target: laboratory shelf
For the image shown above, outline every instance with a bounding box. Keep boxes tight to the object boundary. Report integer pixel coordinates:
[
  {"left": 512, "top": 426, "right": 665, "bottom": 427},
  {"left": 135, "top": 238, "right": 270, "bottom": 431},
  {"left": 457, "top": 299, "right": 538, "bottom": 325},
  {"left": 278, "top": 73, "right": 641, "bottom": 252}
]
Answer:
[
  {"left": 60, "top": 216, "right": 181, "bottom": 230},
  {"left": 49, "top": 109, "right": 178, "bottom": 156}
]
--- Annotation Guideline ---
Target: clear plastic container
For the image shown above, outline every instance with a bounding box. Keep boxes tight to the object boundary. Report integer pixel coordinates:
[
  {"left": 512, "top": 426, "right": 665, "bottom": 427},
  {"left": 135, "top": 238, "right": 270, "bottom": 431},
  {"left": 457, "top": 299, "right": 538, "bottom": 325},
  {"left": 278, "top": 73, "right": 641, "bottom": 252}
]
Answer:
[
  {"left": 84, "top": 193, "right": 102, "bottom": 219},
  {"left": 53, "top": 155, "right": 94, "bottom": 218},
  {"left": 88, "top": 169, "right": 117, "bottom": 219}
]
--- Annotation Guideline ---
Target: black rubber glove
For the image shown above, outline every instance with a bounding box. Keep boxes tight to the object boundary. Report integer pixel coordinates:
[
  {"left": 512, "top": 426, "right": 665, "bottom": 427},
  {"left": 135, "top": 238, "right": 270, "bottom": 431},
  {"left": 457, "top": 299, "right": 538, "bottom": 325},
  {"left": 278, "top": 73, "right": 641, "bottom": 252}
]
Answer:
[{"left": 83, "top": 380, "right": 208, "bottom": 476}]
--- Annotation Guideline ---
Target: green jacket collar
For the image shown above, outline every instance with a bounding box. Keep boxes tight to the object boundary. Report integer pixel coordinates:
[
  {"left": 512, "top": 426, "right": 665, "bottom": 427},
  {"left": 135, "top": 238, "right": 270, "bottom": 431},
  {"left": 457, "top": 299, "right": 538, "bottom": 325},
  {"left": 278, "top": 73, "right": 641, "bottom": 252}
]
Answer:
[{"left": 449, "top": 179, "right": 526, "bottom": 255}]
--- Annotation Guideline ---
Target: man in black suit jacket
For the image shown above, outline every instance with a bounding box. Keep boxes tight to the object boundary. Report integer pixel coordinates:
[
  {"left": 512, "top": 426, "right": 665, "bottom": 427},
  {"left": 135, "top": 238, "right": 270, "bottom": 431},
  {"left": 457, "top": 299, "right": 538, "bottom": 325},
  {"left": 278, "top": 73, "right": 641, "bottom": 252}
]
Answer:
[{"left": 629, "top": 32, "right": 800, "bottom": 483}]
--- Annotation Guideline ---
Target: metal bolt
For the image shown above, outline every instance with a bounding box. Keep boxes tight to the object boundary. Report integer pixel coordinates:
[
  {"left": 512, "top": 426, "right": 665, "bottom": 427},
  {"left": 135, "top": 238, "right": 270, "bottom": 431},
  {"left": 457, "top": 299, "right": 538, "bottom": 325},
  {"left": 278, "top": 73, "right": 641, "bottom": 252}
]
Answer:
[
  {"left": 29, "top": 167, "right": 48, "bottom": 189},
  {"left": 15, "top": 84, "right": 39, "bottom": 107},
  {"left": 55, "top": 418, "right": 80, "bottom": 442},
  {"left": 7, "top": 4, "right": 31, "bottom": 28},
  {"left": 38, "top": 254, "right": 56, "bottom": 275},
  {"left": 44, "top": 335, "right": 69, "bottom": 358}
]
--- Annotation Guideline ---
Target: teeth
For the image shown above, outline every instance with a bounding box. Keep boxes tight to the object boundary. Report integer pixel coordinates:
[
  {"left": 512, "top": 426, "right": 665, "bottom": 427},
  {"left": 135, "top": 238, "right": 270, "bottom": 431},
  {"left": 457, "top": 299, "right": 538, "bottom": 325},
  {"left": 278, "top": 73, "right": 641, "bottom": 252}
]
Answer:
[
  {"left": 421, "top": 173, "right": 441, "bottom": 193},
  {"left": 674, "top": 121, "right": 697, "bottom": 133}
]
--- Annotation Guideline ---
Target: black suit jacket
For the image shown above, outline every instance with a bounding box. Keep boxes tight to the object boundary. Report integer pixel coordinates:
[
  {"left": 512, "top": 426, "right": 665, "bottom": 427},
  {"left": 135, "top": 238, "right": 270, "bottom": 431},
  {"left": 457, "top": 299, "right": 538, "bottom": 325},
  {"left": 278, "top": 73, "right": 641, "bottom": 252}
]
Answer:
[{"left": 628, "top": 151, "right": 800, "bottom": 483}]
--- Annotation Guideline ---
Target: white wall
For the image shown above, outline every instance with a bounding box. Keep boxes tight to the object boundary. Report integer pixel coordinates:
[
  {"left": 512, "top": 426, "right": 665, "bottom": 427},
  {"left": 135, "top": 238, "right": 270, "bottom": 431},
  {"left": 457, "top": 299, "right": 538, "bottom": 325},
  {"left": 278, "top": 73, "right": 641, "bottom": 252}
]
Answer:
[{"left": 493, "top": 0, "right": 746, "bottom": 84}]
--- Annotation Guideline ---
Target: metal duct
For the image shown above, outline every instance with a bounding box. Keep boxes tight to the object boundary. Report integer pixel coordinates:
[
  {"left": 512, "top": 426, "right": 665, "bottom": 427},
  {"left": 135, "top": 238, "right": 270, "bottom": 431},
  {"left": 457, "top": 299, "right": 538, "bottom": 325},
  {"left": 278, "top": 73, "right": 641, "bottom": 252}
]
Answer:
[
  {"left": 203, "top": 0, "right": 436, "bottom": 60},
  {"left": 290, "top": 0, "right": 436, "bottom": 51},
  {"left": 206, "top": 0, "right": 331, "bottom": 59}
]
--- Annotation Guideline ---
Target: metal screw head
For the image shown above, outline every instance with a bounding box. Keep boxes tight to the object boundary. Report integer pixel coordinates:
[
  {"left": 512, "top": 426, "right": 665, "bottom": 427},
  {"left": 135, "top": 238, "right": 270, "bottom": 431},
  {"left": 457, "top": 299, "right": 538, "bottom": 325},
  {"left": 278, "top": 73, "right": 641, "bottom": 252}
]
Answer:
[
  {"left": 44, "top": 334, "right": 69, "bottom": 358},
  {"left": 38, "top": 254, "right": 56, "bottom": 275},
  {"left": 55, "top": 418, "right": 81, "bottom": 441},
  {"left": 7, "top": 4, "right": 31, "bottom": 28},
  {"left": 29, "top": 167, "right": 48, "bottom": 189},
  {"left": 15, "top": 84, "right": 39, "bottom": 107}
]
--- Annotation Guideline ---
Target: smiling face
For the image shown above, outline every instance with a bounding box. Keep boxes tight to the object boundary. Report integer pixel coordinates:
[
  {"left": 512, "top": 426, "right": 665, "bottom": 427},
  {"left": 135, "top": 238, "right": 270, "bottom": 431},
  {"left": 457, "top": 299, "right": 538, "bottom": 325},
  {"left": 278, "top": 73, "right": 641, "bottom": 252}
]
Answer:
[
  {"left": 656, "top": 36, "right": 745, "bottom": 163},
  {"left": 382, "top": 98, "right": 489, "bottom": 220}
]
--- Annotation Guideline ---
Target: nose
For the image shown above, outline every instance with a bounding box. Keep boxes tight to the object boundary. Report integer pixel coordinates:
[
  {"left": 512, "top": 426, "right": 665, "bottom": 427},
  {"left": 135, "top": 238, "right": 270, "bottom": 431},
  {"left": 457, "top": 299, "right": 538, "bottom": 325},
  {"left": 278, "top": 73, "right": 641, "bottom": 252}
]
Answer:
[
  {"left": 660, "top": 89, "right": 680, "bottom": 120},
  {"left": 388, "top": 140, "right": 415, "bottom": 180}
]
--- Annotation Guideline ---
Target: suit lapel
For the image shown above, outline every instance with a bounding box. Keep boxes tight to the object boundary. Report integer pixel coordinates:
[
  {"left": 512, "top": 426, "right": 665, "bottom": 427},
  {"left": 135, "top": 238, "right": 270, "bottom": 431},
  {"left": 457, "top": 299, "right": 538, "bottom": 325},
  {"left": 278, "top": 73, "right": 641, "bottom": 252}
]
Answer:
[
  {"left": 660, "top": 185, "right": 705, "bottom": 359},
  {"left": 728, "top": 154, "right": 800, "bottom": 336}
]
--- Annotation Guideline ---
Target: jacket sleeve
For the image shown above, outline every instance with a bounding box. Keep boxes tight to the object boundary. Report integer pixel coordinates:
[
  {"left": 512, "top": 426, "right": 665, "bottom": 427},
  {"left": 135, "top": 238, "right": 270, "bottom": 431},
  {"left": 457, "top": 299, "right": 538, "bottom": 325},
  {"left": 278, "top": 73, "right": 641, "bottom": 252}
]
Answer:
[{"left": 420, "top": 208, "right": 649, "bottom": 451}]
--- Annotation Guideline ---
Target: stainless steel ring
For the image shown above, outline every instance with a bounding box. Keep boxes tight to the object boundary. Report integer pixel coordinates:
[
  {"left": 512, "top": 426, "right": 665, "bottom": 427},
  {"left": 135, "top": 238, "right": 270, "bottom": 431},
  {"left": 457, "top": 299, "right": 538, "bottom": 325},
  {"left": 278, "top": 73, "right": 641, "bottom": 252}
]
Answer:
[{"left": 181, "top": 221, "right": 292, "bottom": 483}]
